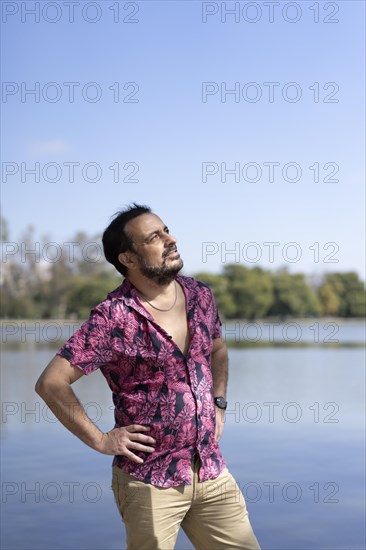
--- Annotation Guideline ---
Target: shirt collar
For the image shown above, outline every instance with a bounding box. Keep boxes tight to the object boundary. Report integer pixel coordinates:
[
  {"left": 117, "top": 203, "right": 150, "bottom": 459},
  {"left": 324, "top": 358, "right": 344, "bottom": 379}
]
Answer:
[{"left": 109, "top": 274, "right": 197, "bottom": 320}]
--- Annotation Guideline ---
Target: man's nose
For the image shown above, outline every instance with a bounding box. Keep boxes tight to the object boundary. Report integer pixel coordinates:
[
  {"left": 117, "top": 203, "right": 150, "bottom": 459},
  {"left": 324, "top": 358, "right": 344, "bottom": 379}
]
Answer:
[{"left": 165, "top": 233, "right": 177, "bottom": 246}]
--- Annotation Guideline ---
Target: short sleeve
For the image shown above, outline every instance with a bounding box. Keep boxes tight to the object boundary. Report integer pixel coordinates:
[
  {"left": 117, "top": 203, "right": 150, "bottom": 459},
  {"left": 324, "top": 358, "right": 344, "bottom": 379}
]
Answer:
[{"left": 56, "top": 303, "right": 112, "bottom": 375}]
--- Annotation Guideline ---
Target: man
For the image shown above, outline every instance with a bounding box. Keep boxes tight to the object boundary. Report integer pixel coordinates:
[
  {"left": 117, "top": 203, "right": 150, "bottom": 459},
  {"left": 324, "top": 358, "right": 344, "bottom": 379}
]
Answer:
[{"left": 35, "top": 204, "right": 261, "bottom": 550}]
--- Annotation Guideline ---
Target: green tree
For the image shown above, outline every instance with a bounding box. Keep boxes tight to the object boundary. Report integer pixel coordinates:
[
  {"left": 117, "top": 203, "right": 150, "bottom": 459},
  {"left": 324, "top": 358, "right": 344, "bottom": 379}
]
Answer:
[
  {"left": 223, "top": 264, "right": 274, "bottom": 319},
  {"left": 0, "top": 263, "right": 37, "bottom": 318},
  {"left": 38, "top": 256, "right": 75, "bottom": 318},
  {"left": 268, "top": 268, "right": 321, "bottom": 318},
  {"left": 0, "top": 214, "right": 9, "bottom": 241},
  {"left": 2, "top": 216, "right": 365, "bottom": 320},
  {"left": 318, "top": 272, "right": 366, "bottom": 317},
  {"left": 317, "top": 282, "right": 341, "bottom": 315},
  {"left": 66, "top": 272, "right": 121, "bottom": 319}
]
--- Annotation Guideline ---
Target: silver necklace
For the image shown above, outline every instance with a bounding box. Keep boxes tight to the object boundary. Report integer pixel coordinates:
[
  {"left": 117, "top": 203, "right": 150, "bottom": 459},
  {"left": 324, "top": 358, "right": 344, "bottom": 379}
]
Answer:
[{"left": 138, "top": 281, "right": 178, "bottom": 312}]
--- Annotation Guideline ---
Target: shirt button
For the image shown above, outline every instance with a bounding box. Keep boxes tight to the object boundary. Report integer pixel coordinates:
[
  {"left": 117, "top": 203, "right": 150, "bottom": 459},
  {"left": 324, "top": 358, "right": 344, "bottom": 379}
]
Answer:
[{"left": 168, "top": 335, "right": 173, "bottom": 339}]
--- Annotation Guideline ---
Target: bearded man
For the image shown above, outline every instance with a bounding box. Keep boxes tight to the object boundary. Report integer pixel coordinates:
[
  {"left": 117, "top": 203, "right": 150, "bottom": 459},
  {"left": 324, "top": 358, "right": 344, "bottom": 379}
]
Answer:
[{"left": 35, "top": 203, "right": 261, "bottom": 550}]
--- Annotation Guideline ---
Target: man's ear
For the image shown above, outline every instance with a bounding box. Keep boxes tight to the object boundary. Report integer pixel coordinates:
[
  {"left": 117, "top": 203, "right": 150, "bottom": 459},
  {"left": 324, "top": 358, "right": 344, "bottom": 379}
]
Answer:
[{"left": 118, "top": 251, "right": 136, "bottom": 270}]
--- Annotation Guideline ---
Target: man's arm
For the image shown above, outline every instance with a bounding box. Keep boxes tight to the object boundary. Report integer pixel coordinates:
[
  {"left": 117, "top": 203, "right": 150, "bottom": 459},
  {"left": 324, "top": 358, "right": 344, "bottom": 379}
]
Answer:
[
  {"left": 211, "top": 337, "right": 228, "bottom": 441},
  {"left": 35, "top": 355, "right": 156, "bottom": 463}
]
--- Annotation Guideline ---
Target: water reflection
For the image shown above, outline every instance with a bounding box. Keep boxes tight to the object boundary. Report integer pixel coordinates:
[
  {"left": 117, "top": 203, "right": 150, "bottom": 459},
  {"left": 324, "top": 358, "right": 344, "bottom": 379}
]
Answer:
[
  {"left": 1, "top": 323, "right": 365, "bottom": 549},
  {"left": 1, "top": 319, "right": 365, "bottom": 346}
]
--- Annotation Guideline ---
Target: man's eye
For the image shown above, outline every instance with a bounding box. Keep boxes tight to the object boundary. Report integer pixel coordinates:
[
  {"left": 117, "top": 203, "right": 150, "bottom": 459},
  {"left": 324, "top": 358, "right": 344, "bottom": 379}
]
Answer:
[{"left": 150, "top": 234, "right": 158, "bottom": 241}]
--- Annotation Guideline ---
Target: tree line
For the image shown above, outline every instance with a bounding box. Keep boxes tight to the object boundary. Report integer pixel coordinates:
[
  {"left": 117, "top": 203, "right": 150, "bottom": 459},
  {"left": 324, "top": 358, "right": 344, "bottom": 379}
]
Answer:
[
  {"left": 1, "top": 222, "right": 365, "bottom": 320},
  {"left": 196, "top": 265, "right": 365, "bottom": 319}
]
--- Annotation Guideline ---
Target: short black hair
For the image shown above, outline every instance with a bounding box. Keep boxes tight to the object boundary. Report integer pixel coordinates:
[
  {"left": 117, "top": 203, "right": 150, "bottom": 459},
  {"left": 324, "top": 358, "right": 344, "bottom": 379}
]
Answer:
[{"left": 102, "top": 203, "right": 152, "bottom": 276}]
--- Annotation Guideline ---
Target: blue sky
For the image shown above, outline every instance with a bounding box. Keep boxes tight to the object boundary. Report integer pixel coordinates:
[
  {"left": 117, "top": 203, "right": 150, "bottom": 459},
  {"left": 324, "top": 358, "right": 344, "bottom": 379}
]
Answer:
[{"left": 2, "top": 0, "right": 365, "bottom": 280}]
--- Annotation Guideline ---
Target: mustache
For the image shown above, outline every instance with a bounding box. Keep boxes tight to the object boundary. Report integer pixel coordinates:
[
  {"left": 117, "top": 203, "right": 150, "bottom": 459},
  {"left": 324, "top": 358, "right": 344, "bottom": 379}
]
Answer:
[{"left": 163, "top": 245, "right": 177, "bottom": 258}]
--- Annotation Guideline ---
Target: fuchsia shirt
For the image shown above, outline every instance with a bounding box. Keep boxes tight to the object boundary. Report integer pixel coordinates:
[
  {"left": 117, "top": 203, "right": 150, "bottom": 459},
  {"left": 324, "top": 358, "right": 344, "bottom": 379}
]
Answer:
[{"left": 56, "top": 274, "right": 226, "bottom": 487}]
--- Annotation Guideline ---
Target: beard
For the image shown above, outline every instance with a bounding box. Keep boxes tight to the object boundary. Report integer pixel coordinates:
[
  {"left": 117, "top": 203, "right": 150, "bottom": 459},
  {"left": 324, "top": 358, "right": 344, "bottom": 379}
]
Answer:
[{"left": 136, "top": 246, "right": 184, "bottom": 285}]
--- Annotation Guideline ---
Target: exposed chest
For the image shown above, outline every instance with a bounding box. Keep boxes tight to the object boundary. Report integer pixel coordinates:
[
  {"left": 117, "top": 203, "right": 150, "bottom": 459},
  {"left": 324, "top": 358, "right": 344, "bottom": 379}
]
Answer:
[{"left": 142, "top": 292, "right": 190, "bottom": 357}]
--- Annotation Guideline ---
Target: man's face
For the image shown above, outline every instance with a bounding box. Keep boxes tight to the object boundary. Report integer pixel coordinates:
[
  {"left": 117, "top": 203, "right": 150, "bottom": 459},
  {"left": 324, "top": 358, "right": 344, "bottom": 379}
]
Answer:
[{"left": 124, "top": 213, "right": 184, "bottom": 285}]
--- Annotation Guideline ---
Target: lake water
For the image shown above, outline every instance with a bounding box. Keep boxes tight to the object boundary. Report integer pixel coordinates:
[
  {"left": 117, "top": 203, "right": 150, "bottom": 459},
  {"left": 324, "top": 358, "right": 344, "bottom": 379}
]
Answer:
[{"left": 1, "top": 321, "right": 365, "bottom": 549}]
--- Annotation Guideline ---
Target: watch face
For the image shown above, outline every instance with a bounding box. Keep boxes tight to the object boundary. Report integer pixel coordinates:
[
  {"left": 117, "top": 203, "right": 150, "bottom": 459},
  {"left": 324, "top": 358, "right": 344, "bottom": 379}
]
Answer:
[{"left": 215, "top": 397, "right": 227, "bottom": 409}]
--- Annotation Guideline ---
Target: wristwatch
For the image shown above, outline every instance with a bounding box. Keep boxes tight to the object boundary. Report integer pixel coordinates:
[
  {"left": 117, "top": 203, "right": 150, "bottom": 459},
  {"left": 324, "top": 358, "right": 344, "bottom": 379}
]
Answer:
[{"left": 214, "top": 396, "right": 227, "bottom": 410}]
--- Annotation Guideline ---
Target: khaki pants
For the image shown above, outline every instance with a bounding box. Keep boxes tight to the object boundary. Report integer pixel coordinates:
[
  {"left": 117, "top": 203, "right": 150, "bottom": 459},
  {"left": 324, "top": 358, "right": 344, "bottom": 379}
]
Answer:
[{"left": 111, "top": 454, "right": 261, "bottom": 550}]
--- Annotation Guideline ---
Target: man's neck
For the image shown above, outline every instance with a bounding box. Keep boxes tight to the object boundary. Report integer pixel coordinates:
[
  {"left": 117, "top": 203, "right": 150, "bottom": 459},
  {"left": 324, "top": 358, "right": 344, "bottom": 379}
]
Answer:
[{"left": 127, "top": 274, "right": 177, "bottom": 301}]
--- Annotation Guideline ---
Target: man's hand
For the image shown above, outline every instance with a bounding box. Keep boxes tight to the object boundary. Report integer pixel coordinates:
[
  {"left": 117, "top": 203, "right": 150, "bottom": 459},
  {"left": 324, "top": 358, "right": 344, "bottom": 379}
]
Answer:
[
  {"left": 98, "top": 424, "right": 156, "bottom": 463},
  {"left": 214, "top": 407, "right": 225, "bottom": 442}
]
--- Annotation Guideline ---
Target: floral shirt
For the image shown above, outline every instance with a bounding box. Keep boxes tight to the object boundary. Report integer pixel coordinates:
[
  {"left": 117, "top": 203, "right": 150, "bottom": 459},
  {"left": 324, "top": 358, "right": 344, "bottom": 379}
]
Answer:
[{"left": 56, "top": 274, "right": 226, "bottom": 487}]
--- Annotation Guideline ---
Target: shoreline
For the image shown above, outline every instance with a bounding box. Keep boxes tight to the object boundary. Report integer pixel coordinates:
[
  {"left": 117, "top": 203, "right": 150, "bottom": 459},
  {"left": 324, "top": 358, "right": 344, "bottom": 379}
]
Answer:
[{"left": 1, "top": 317, "right": 365, "bottom": 324}]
